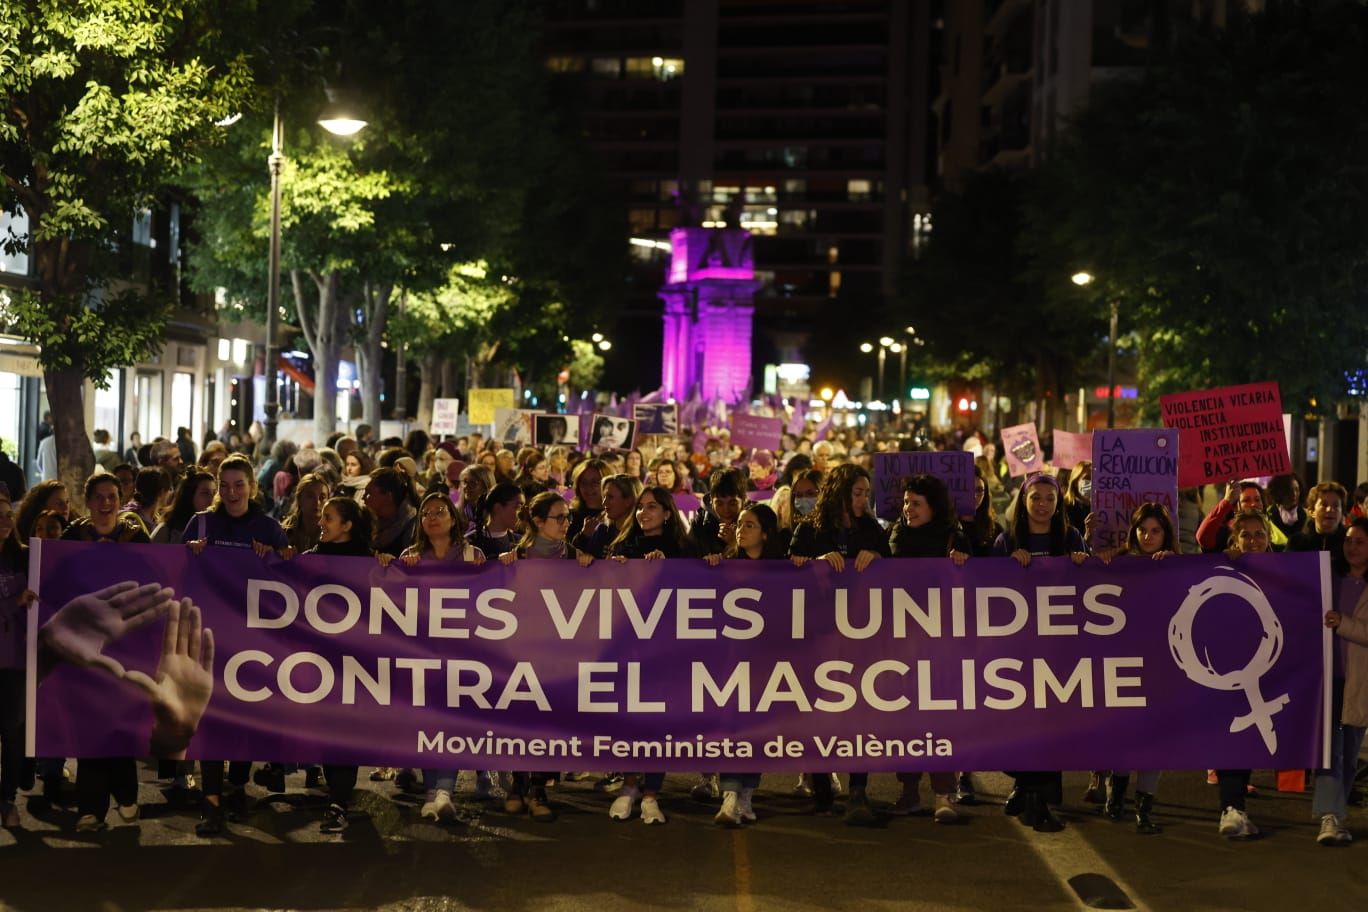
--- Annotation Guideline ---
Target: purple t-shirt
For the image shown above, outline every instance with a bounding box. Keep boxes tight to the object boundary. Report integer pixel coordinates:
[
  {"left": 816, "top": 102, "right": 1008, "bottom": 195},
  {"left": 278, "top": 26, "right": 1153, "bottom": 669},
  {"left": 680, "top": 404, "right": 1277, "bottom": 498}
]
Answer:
[{"left": 182, "top": 507, "right": 288, "bottom": 551}]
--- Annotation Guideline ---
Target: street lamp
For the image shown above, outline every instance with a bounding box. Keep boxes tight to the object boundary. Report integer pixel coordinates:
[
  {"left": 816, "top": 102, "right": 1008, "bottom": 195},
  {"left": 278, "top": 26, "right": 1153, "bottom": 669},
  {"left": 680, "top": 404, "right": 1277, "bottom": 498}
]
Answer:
[
  {"left": 1071, "top": 271, "right": 1119, "bottom": 428},
  {"left": 262, "top": 98, "right": 367, "bottom": 447}
]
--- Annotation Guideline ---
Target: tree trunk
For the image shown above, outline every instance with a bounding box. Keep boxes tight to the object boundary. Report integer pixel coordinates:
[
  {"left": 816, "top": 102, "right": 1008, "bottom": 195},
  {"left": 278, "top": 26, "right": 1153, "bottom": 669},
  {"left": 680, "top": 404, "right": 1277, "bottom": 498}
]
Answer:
[
  {"left": 292, "top": 270, "right": 342, "bottom": 443},
  {"left": 442, "top": 358, "right": 460, "bottom": 402},
  {"left": 415, "top": 351, "right": 438, "bottom": 429},
  {"left": 46, "top": 366, "right": 94, "bottom": 509},
  {"left": 354, "top": 282, "right": 391, "bottom": 429}
]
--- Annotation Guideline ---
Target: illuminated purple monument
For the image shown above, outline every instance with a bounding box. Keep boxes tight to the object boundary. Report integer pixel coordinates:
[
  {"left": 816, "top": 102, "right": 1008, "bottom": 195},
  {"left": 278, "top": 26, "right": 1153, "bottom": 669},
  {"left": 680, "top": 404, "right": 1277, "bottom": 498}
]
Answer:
[{"left": 659, "top": 227, "right": 761, "bottom": 404}]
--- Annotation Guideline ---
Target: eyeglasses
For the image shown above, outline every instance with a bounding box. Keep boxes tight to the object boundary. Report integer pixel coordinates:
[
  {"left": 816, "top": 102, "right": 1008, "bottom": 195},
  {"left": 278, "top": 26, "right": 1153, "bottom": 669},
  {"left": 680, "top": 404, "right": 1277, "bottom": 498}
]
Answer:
[{"left": 546, "top": 514, "right": 571, "bottom": 523}]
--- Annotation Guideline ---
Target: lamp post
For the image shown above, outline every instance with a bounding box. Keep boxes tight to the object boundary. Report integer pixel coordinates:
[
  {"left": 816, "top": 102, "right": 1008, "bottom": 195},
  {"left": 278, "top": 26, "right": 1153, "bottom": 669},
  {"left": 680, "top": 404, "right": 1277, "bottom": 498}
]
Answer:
[
  {"left": 1071, "top": 271, "right": 1119, "bottom": 429},
  {"left": 263, "top": 101, "right": 285, "bottom": 447},
  {"left": 877, "top": 336, "right": 894, "bottom": 403},
  {"left": 261, "top": 95, "right": 367, "bottom": 448}
]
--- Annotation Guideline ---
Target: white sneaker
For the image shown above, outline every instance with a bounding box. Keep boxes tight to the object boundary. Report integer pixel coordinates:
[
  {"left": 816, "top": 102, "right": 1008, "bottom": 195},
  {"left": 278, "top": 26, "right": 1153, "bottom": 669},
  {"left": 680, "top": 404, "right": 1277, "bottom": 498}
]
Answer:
[
  {"left": 933, "top": 794, "right": 959, "bottom": 824},
  {"left": 610, "top": 787, "right": 640, "bottom": 820},
  {"left": 116, "top": 803, "right": 140, "bottom": 824},
  {"left": 792, "top": 774, "right": 812, "bottom": 797},
  {"left": 421, "top": 789, "right": 456, "bottom": 823},
  {"left": 691, "top": 774, "right": 720, "bottom": 801},
  {"left": 715, "top": 790, "right": 742, "bottom": 827},
  {"left": 1318, "top": 814, "right": 1343, "bottom": 846},
  {"left": 738, "top": 787, "right": 757, "bottom": 824},
  {"left": 1219, "top": 806, "right": 1256, "bottom": 838},
  {"left": 640, "top": 795, "right": 666, "bottom": 825},
  {"left": 830, "top": 773, "right": 844, "bottom": 795}
]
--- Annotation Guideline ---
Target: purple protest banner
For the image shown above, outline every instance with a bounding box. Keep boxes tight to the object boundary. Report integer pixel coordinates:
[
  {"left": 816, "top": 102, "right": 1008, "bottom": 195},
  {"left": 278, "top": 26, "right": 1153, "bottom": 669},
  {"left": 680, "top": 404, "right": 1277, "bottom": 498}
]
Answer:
[
  {"left": 730, "top": 414, "right": 783, "bottom": 452},
  {"left": 1091, "top": 429, "right": 1181, "bottom": 553},
  {"left": 871, "top": 451, "right": 976, "bottom": 522},
  {"left": 31, "top": 540, "right": 1329, "bottom": 772}
]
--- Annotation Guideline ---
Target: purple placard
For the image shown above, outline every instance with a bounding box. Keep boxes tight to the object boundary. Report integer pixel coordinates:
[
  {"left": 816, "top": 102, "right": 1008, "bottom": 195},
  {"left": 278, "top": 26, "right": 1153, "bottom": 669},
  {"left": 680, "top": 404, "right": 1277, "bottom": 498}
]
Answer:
[
  {"left": 1091, "top": 429, "right": 1181, "bottom": 553},
  {"left": 730, "top": 414, "right": 783, "bottom": 452},
  {"left": 872, "top": 451, "right": 977, "bottom": 522},
  {"left": 31, "top": 540, "right": 1328, "bottom": 771}
]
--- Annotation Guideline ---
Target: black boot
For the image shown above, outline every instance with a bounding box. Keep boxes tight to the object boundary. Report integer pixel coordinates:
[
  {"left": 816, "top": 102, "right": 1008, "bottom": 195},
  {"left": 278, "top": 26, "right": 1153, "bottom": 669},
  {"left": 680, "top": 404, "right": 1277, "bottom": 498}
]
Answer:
[
  {"left": 1004, "top": 786, "right": 1026, "bottom": 817},
  {"left": 1134, "top": 791, "right": 1162, "bottom": 835},
  {"left": 1083, "top": 771, "right": 1106, "bottom": 803},
  {"left": 811, "top": 772, "right": 835, "bottom": 815},
  {"left": 1029, "top": 791, "right": 1064, "bottom": 833},
  {"left": 1104, "top": 773, "right": 1129, "bottom": 821}
]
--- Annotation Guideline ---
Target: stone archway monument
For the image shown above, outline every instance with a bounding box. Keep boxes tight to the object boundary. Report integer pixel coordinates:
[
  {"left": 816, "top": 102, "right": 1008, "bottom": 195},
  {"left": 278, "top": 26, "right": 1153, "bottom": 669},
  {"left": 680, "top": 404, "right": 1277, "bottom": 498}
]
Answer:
[{"left": 659, "top": 227, "right": 762, "bottom": 405}]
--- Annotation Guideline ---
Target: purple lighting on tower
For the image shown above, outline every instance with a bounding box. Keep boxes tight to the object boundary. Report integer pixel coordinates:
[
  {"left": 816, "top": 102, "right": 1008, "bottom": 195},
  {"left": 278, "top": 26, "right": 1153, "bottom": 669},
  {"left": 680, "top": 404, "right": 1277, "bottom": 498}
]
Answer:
[{"left": 659, "top": 227, "right": 761, "bottom": 404}]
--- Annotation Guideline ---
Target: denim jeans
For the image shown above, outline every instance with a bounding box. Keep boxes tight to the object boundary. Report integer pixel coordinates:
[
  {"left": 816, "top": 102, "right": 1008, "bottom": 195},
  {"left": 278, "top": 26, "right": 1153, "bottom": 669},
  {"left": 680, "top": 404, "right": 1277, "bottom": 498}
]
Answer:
[
  {"left": 720, "top": 773, "right": 761, "bottom": 792},
  {"left": 423, "top": 768, "right": 458, "bottom": 795},
  {"left": 1313, "top": 723, "right": 1367, "bottom": 819}
]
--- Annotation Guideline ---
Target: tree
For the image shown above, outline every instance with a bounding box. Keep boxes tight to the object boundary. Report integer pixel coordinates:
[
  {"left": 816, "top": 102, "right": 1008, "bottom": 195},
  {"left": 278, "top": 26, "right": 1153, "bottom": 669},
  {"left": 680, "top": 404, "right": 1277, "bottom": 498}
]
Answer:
[
  {"left": 899, "top": 168, "right": 1103, "bottom": 429},
  {"left": 0, "top": 0, "right": 252, "bottom": 496},
  {"left": 1025, "top": 1, "right": 1368, "bottom": 418}
]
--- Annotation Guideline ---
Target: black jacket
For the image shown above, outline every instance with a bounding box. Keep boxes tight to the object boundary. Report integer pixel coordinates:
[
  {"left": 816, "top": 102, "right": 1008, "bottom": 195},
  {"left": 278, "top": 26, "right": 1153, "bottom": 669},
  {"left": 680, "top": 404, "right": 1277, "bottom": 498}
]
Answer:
[
  {"left": 788, "top": 515, "right": 890, "bottom": 559},
  {"left": 888, "top": 520, "right": 972, "bottom": 559}
]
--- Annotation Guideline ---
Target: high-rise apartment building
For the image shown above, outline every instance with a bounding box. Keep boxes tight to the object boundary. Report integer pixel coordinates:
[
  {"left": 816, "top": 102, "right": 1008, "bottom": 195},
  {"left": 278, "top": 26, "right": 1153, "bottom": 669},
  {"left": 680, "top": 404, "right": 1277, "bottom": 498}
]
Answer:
[{"left": 540, "top": 0, "right": 934, "bottom": 391}]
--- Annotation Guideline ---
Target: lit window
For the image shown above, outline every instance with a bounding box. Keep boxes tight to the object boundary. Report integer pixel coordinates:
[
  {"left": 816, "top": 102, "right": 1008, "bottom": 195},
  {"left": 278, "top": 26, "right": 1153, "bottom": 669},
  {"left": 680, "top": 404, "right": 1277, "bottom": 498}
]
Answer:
[
  {"left": 654, "top": 57, "right": 684, "bottom": 80},
  {"left": 847, "top": 179, "right": 872, "bottom": 201},
  {"left": 545, "top": 56, "right": 583, "bottom": 73},
  {"left": 590, "top": 58, "right": 621, "bottom": 78},
  {"left": 783, "top": 179, "right": 806, "bottom": 196},
  {"left": 712, "top": 185, "right": 740, "bottom": 203},
  {"left": 828, "top": 271, "right": 842, "bottom": 297},
  {"left": 738, "top": 208, "right": 777, "bottom": 236}
]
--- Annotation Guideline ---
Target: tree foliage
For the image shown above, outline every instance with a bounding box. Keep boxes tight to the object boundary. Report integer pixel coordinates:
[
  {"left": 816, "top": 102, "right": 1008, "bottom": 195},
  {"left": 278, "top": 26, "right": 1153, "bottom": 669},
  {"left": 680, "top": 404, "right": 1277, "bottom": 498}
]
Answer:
[
  {"left": 1025, "top": 0, "right": 1368, "bottom": 416},
  {"left": 0, "top": 0, "right": 255, "bottom": 492}
]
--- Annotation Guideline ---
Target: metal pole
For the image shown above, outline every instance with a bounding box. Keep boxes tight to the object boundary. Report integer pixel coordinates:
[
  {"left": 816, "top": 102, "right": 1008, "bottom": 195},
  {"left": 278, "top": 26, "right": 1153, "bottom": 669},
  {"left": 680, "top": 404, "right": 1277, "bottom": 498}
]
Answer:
[
  {"left": 1106, "top": 299, "right": 1118, "bottom": 429},
  {"left": 393, "top": 291, "right": 408, "bottom": 423},
  {"left": 264, "top": 100, "right": 284, "bottom": 447},
  {"left": 877, "top": 347, "right": 886, "bottom": 403}
]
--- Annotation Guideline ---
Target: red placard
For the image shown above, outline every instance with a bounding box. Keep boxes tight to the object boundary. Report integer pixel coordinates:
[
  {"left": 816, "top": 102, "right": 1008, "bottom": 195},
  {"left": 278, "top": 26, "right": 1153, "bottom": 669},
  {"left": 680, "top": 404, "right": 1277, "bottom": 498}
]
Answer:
[{"left": 1159, "top": 382, "right": 1290, "bottom": 488}]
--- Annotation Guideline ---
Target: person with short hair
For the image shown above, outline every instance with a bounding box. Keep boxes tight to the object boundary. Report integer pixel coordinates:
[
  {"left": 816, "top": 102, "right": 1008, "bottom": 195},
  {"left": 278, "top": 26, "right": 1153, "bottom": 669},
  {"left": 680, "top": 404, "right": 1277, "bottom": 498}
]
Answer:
[
  {"left": 688, "top": 467, "right": 748, "bottom": 557},
  {"left": 1291, "top": 481, "right": 1350, "bottom": 557}
]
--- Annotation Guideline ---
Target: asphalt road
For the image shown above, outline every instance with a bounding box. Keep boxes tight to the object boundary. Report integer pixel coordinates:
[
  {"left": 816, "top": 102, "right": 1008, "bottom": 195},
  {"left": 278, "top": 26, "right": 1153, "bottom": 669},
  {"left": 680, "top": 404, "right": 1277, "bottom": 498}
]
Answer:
[{"left": 0, "top": 766, "right": 1364, "bottom": 912}]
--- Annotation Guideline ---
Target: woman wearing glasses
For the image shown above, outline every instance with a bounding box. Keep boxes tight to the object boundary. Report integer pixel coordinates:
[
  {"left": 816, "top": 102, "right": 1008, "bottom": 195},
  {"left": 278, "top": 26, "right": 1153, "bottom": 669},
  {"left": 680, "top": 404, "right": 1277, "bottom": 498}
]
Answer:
[{"left": 498, "top": 492, "right": 594, "bottom": 821}]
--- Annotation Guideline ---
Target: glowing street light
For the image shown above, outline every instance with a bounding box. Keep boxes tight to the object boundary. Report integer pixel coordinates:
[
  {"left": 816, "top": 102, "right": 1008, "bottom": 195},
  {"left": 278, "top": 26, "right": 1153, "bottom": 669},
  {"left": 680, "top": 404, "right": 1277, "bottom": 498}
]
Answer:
[
  {"left": 859, "top": 342, "right": 874, "bottom": 353},
  {"left": 1072, "top": 271, "right": 1095, "bottom": 287}
]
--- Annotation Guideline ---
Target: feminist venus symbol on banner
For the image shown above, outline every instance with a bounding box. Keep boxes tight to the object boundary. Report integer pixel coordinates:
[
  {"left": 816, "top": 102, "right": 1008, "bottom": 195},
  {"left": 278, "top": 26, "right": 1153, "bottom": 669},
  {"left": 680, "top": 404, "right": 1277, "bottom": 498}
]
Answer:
[{"left": 1167, "top": 569, "right": 1289, "bottom": 754}]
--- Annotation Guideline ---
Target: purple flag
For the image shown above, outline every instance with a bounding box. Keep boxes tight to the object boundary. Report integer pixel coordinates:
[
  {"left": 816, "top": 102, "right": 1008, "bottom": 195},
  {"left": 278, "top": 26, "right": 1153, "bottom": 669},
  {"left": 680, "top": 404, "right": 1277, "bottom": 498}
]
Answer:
[{"left": 31, "top": 541, "right": 1329, "bottom": 772}]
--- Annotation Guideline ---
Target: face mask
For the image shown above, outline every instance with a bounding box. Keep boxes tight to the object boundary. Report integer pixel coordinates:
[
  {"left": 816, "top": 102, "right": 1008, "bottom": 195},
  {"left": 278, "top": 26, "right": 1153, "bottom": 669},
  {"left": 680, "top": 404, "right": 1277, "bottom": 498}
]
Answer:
[
  {"left": 794, "top": 496, "right": 817, "bottom": 516},
  {"left": 1078, "top": 480, "right": 1092, "bottom": 499}
]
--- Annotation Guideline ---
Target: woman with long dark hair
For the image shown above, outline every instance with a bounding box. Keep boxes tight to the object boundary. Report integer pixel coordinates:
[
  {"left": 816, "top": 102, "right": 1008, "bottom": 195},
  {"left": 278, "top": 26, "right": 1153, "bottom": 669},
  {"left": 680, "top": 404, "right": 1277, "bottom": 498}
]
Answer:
[
  {"left": 151, "top": 469, "right": 215, "bottom": 545},
  {"left": 788, "top": 463, "right": 890, "bottom": 823}
]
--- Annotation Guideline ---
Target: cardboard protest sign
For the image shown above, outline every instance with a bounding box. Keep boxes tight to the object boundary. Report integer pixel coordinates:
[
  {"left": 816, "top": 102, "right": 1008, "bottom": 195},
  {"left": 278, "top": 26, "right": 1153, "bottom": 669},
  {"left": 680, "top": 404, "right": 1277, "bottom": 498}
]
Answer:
[
  {"left": 1159, "top": 382, "right": 1289, "bottom": 488},
  {"left": 468, "top": 388, "right": 516, "bottom": 425},
  {"left": 633, "top": 403, "right": 678, "bottom": 435},
  {"left": 872, "top": 450, "right": 977, "bottom": 521},
  {"left": 730, "top": 414, "right": 784, "bottom": 452},
  {"left": 493, "top": 408, "right": 539, "bottom": 447},
  {"left": 1052, "top": 430, "right": 1093, "bottom": 470},
  {"left": 1090, "top": 429, "right": 1180, "bottom": 553},
  {"left": 588, "top": 414, "right": 636, "bottom": 451},
  {"left": 533, "top": 414, "right": 580, "bottom": 447},
  {"left": 429, "top": 399, "right": 460, "bottom": 436},
  {"left": 1001, "top": 423, "right": 1044, "bottom": 477}
]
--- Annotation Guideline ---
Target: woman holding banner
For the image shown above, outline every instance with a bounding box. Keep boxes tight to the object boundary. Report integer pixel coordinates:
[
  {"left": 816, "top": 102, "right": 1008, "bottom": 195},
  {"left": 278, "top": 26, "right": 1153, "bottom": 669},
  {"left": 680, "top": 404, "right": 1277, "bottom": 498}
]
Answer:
[
  {"left": 184, "top": 455, "right": 293, "bottom": 838},
  {"left": 887, "top": 475, "right": 973, "bottom": 824},
  {"left": 565, "top": 458, "right": 610, "bottom": 545},
  {"left": 993, "top": 473, "right": 1088, "bottom": 833},
  {"left": 1210, "top": 510, "right": 1276, "bottom": 839},
  {"left": 1316, "top": 516, "right": 1368, "bottom": 847},
  {"left": 605, "top": 486, "right": 697, "bottom": 825},
  {"left": 499, "top": 491, "right": 595, "bottom": 821},
  {"left": 574, "top": 473, "right": 643, "bottom": 560},
  {"left": 302, "top": 497, "right": 392, "bottom": 833},
  {"left": 1096, "top": 502, "right": 1178, "bottom": 835},
  {"left": 705, "top": 502, "right": 785, "bottom": 826},
  {"left": 398, "top": 492, "right": 488, "bottom": 827},
  {"left": 788, "top": 463, "right": 890, "bottom": 824}
]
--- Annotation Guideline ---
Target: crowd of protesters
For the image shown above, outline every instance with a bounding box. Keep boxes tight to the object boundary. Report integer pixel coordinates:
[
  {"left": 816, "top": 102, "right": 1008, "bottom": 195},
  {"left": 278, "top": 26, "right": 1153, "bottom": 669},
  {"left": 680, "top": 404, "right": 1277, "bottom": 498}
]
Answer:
[{"left": 0, "top": 412, "right": 1364, "bottom": 848}]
